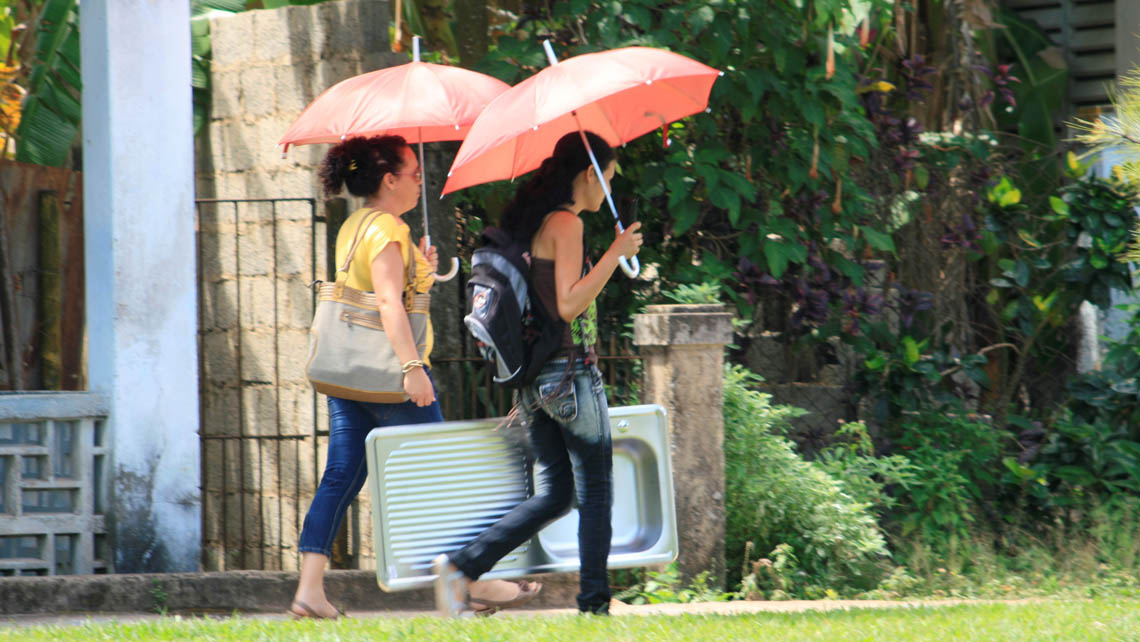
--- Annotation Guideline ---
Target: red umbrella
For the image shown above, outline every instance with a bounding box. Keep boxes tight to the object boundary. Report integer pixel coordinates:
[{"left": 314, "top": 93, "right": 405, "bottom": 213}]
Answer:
[
  {"left": 441, "top": 43, "right": 722, "bottom": 277},
  {"left": 279, "top": 38, "right": 510, "bottom": 280}
]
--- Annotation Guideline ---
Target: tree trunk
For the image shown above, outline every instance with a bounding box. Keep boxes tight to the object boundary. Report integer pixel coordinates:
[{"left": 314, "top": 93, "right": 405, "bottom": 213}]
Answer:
[{"left": 453, "top": 0, "right": 488, "bottom": 68}]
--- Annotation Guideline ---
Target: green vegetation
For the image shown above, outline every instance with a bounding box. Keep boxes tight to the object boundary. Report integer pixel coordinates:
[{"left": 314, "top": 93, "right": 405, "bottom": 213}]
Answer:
[
  {"left": 723, "top": 365, "right": 889, "bottom": 598},
  {"left": 2, "top": 0, "right": 81, "bottom": 166},
  {"left": 719, "top": 362, "right": 1140, "bottom": 601},
  {"left": 614, "top": 564, "right": 733, "bottom": 605},
  {"left": 5, "top": 600, "right": 1139, "bottom": 641}
]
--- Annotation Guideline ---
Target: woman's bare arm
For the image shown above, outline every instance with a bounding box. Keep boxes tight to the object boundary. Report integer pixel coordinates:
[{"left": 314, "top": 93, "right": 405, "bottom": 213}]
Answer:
[
  {"left": 371, "top": 243, "right": 422, "bottom": 365},
  {"left": 545, "top": 211, "right": 640, "bottom": 323},
  {"left": 371, "top": 242, "right": 434, "bottom": 405}
]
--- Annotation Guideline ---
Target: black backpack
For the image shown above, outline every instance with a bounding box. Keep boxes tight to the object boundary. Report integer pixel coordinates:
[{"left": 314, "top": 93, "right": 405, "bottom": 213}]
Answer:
[{"left": 464, "top": 227, "right": 565, "bottom": 388}]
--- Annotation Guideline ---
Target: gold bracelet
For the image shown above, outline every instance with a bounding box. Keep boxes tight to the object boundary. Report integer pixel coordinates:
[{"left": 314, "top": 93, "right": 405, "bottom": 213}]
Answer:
[{"left": 401, "top": 359, "right": 425, "bottom": 374}]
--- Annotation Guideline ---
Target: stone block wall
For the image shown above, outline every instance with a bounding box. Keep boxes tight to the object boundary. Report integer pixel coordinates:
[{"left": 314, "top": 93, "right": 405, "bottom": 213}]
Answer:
[
  {"left": 197, "top": 0, "right": 402, "bottom": 203},
  {"left": 195, "top": 0, "right": 404, "bottom": 572}
]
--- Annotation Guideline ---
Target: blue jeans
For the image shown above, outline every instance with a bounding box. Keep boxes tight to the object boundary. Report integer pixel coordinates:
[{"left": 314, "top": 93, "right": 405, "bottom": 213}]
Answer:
[
  {"left": 448, "top": 358, "right": 614, "bottom": 612},
  {"left": 298, "top": 374, "right": 443, "bottom": 557}
]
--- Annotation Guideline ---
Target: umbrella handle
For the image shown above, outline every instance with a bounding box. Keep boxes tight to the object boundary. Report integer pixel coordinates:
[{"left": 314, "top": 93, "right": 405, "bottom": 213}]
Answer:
[
  {"left": 436, "top": 257, "right": 459, "bottom": 282},
  {"left": 574, "top": 127, "right": 642, "bottom": 279},
  {"left": 619, "top": 254, "right": 640, "bottom": 279}
]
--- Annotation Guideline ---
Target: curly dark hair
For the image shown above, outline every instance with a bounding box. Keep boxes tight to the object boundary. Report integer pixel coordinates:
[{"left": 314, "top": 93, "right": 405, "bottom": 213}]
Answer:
[
  {"left": 500, "top": 131, "right": 614, "bottom": 243},
  {"left": 318, "top": 135, "right": 408, "bottom": 196}
]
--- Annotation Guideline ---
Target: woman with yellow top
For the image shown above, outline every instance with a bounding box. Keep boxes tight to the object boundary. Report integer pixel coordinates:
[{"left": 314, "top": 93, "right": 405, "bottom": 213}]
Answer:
[{"left": 290, "top": 135, "right": 539, "bottom": 619}]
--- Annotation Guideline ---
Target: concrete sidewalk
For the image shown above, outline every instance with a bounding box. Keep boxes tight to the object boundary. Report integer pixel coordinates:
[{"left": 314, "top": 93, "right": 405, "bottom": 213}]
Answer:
[
  {"left": 1, "top": 568, "right": 1038, "bottom": 628},
  {"left": 0, "top": 569, "right": 584, "bottom": 619}
]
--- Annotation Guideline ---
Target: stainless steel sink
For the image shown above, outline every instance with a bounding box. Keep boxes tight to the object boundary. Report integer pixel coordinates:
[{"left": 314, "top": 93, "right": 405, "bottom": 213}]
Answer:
[{"left": 364, "top": 404, "right": 677, "bottom": 591}]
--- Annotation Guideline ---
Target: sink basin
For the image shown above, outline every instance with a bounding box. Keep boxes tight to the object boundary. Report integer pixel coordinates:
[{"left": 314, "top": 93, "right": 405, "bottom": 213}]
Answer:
[{"left": 365, "top": 404, "right": 677, "bottom": 591}]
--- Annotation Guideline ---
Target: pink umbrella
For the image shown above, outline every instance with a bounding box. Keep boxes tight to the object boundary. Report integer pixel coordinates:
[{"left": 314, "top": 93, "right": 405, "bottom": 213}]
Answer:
[
  {"left": 279, "top": 38, "right": 511, "bottom": 280},
  {"left": 441, "top": 42, "right": 722, "bottom": 277}
]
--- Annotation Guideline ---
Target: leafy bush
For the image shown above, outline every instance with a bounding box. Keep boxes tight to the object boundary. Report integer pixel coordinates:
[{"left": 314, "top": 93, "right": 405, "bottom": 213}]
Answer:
[
  {"left": 889, "top": 411, "right": 1010, "bottom": 555},
  {"left": 614, "top": 563, "right": 734, "bottom": 605},
  {"left": 813, "top": 420, "right": 916, "bottom": 518},
  {"left": 723, "top": 365, "right": 889, "bottom": 596},
  {"left": 662, "top": 282, "right": 723, "bottom": 305},
  {"left": 1029, "top": 411, "right": 1140, "bottom": 500}
]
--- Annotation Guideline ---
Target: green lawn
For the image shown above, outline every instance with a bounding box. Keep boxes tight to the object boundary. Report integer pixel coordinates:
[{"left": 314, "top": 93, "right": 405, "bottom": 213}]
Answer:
[{"left": 4, "top": 600, "right": 1138, "bottom": 641}]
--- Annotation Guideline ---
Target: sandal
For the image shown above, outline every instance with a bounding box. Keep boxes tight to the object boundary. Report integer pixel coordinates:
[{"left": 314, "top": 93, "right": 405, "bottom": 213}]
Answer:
[
  {"left": 289, "top": 599, "right": 346, "bottom": 620},
  {"left": 468, "top": 580, "right": 543, "bottom": 611}
]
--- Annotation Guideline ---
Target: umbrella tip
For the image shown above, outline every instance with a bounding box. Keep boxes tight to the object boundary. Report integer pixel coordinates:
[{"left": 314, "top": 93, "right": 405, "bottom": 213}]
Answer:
[
  {"left": 719, "top": 71, "right": 725, "bottom": 76},
  {"left": 447, "top": 171, "right": 453, "bottom": 177},
  {"left": 341, "top": 134, "right": 347, "bottom": 140}
]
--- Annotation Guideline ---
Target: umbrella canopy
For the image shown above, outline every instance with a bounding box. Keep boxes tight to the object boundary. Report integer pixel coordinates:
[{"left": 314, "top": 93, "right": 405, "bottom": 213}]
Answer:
[
  {"left": 277, "top": 59, "right": 510, "bottom": 150},
  {"left": 441, "top": 46, "right": 721, "bottom": 195},
  {"left": 277, "top": 38, "right": 511, "bottom": 281}
]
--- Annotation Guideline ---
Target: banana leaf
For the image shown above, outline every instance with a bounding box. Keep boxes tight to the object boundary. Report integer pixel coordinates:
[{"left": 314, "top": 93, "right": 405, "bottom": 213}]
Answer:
[
  {"left": 190, "top": 0, "right": 250, "bottom": 136},
  {"left": 14, "top": 0, "right": 80, "bottom": 167}
]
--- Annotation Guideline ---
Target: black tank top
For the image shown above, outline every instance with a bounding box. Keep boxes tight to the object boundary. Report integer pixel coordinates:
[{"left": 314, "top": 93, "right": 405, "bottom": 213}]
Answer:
[{"left": 530, "top": 248, "right": 598, "bottom": 357}]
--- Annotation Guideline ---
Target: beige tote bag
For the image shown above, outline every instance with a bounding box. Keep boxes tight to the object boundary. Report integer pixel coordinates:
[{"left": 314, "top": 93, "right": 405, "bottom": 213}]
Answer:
[{"left": 306, "top": 210, "right": 430, "bottom": 403}]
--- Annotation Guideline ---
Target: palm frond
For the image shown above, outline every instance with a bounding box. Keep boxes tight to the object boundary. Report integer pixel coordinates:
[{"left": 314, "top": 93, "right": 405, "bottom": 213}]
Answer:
[
  {"left": 1068, "top": 66, "right": 1140, "bottom": 185},
  {"left": 13, "top": 0, "right": 80, "bottom": 167},
  {"left": 1122, "top": 224, "right": 1140, "bottom": 265}
]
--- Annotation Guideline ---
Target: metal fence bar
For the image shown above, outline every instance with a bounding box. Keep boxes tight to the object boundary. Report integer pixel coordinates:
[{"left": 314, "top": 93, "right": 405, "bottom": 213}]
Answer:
[
  {"left": 271, "top": 199, "right": 281, "bottom": 570},
  {"left": 234, "top": 200, "right": 248, "bottom": 570}
]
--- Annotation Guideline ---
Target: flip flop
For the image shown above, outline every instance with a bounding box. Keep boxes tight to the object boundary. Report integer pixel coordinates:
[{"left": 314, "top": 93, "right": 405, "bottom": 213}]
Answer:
[{"left": 289, "top": 599, "right": 346, "bottom": 620}]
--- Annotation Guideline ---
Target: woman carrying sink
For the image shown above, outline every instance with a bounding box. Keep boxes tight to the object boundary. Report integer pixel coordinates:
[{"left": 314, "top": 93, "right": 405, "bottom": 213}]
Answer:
[{"left": 433, "top": 131, "right": 643, "bottom": 617}]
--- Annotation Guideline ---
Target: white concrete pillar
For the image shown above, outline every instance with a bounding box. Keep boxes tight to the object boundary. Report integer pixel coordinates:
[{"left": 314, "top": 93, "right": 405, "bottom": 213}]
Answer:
[{"left": 81, "top": 0, "right": 201, "bottom": 572}]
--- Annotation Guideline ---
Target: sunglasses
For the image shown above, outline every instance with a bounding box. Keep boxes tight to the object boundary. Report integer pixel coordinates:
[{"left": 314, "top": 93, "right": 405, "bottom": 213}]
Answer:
[{"left": 392, "top": 168, "right": 422, "bottom": 181}]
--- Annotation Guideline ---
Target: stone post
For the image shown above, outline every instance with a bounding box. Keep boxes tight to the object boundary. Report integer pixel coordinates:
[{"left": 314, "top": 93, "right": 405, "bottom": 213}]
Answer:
[{"left": 633, "top": 304, "right": 734, "bottom": 587}]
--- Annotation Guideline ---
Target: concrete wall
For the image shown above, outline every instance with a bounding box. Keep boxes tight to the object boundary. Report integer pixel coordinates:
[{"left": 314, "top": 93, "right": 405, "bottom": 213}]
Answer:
[{"left": 195, "top": 0, "right": 404, "bottom": 571}]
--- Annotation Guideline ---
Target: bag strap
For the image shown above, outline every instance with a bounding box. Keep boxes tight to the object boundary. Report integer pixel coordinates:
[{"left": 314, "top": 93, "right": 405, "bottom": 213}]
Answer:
[
  {"left": 334, "top": 209, "right": 417, "bottom": 307},
  {"left": 337, "top": 209, "right": 383, "bottom": 274}
]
